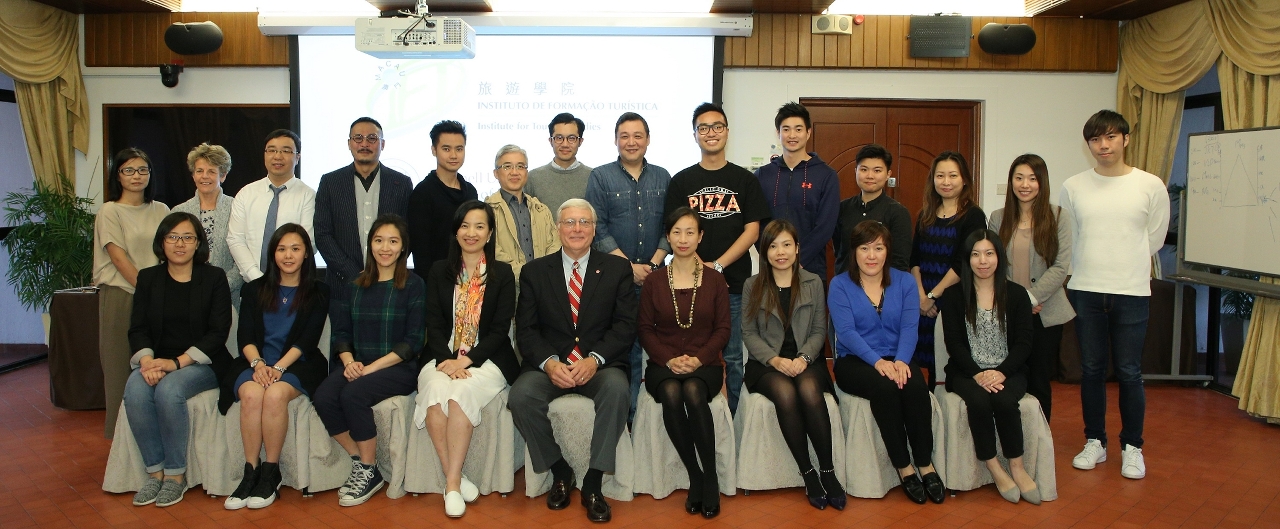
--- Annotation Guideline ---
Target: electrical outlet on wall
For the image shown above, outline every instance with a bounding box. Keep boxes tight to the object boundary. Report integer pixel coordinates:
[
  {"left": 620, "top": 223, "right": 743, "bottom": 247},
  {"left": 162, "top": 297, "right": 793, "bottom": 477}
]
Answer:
[{"left": 997, "top": 183, "right": 1008, "bottom": 195}]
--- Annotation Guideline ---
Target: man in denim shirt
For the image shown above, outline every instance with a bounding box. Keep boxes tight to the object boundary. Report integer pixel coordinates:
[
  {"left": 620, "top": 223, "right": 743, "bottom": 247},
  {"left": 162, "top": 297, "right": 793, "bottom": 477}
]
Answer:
[{"left": 584, "top": 112, "right": 672, "bottom": 421}]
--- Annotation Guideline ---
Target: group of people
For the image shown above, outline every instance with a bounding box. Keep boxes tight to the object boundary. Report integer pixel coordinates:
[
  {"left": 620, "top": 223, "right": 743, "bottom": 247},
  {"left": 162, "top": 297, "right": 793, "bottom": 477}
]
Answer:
[{"left": 96, "top": 102, "right": 1168, "bottom": 520}]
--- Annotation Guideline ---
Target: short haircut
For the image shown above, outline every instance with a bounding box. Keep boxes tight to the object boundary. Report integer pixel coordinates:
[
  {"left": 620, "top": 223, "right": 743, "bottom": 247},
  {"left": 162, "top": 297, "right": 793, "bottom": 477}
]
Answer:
[
  {"left": 1082, "top": 109, "right": 1130, "bottom": 140},
  {"left": 494, "top": 144, "right": 528, "bottom": 167},
  {"left": 350, "top": 116, "right": 383, "bottom": 133},
  {"left": 186, "top": 143, "right": 232, "bottom": 176},
  {"left": 108, "top": 147, "right": 155, "bottom": 203},
  {"left": 845, "top": 220, "right": 893, "bottom": 289},
  {"left": 855, "top": 144, "right": 893, "bottom": 170},
  {"left": 549, "top": 113, "right": 585, "bottom": 137},
  {"left": 774, "top": 101, "right": 811, "bottom": 130},
  {"left": 557, "top": 198, "right": 597, "bottom": 223},
  {"left": 664, "top": 206, "right": 702, "bottom": 234},
  {"left": 152, "top": 211, "right": 209, "bottom": 265},
  {"left": 614, "top": 112, "right": 649, "bottom": 136},
  {"left": 264, "top": 129, "right": 300, "bottom": 153},
  {"left": 430, "top": 120, "right": 467, "bottom": 146},
  {"left": 692, "top": 102, "right": 727, "bottom": 129}
]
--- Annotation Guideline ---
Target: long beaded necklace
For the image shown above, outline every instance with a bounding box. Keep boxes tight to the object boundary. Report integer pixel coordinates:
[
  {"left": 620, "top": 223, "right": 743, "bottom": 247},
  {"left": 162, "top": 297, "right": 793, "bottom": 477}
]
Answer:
[{"left": 667, "top": 258, "right": 702, "bottom": 329}]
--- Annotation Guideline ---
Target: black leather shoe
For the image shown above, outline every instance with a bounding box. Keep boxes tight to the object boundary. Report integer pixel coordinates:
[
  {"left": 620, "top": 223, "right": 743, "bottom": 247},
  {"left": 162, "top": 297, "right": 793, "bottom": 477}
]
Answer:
[
  {"left": 547, "top": 469, "right": 575, "bottom": 510},
  {"left": 582, "top": 492, "right": 612, "bottom": 522},
  {"left": 701, "top": 470, "right": 720, "bottom": 518},
  {"left": 684, "top": 497, "right": 702, "bottom": 514},
  {"left": 820, "top": 469, "right": 846, "bottom": 511},
  {"left": 922, "top": 472, "right": 946, "bottom": 504},
  {"left": 900, "top": 474, "right": 927, "bottom": 504},
  {"left": 701, "top": 501, "right": 720, "bottom": 519},
  {"left": 801, "top": 468, "right": 827, "bottom": 510}
]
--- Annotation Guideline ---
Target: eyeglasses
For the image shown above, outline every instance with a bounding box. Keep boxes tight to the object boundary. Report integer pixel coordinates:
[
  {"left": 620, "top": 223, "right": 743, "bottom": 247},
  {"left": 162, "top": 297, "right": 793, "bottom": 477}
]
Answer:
[
  {"left": 350, "top": 134, "right": 380, "bottom": 144},
  {"left": 498, "top": 163, "right": 528, "bottom": 172},
  {"left": 551, "top": 135, "right": 581, "bottom": 144},
  {"left": 264, "top": 148, "right": 297, "bottom": 155},
  {"left": 696, "top": 122, "right": 727, "bottom": 135},
  {"left": 119, "top": 167, "right": 151, "bottom": 176},
  {"left": 164, "top": 234, "right": 197, "bottom": 245},
  {"left": 559, "top": 218, "right": 594, "bottom": 228}
]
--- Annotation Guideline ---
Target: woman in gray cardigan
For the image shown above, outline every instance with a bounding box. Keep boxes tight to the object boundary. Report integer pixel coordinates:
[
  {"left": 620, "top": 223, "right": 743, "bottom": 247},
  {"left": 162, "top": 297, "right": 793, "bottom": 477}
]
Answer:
[
  {"left": 173, "top": 143, "right": 242, "bottom": 304},
  {"left": 988, "top": 154, "right": 1075, "bottom": 421},
  {"left": 741, "top": 220, "right": 845, "bottom": 510}
]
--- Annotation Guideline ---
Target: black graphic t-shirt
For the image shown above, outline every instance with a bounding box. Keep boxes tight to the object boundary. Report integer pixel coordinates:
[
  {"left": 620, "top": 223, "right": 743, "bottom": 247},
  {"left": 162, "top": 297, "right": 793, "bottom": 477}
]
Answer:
[{"left": 665, "top": 162, "right": 770, "bottom": 293}]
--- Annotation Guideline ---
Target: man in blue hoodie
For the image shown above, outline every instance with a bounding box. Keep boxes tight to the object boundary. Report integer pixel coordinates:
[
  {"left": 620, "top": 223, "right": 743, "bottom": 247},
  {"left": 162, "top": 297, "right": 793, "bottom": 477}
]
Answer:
[{"left": 754, "top": 102, "right": 841, "bottom": 281}]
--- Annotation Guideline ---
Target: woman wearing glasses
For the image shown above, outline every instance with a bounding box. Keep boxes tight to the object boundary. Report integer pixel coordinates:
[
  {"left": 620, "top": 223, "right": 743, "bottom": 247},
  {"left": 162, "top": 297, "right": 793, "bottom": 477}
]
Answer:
[
  {"left": 95, "top": 148, "right": 171, "bottom": 438},
  {"left": 122, "top": 212, "right": 232, "bottom": 507}
]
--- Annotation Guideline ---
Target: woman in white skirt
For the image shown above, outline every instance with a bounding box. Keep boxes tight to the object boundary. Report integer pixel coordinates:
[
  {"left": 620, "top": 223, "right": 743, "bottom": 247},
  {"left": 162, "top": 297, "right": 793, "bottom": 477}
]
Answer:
[{"left": 414, "top": 200, "right": 520, "bottom": 517}]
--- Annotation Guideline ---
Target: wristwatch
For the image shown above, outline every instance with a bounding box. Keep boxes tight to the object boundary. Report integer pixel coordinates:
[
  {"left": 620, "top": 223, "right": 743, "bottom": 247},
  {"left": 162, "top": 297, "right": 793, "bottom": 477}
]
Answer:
[
  {"left": 798, "top": 353, "right": 813, "bottom": 365},
  {"left": 271, "top": 365, "right": 287, "bottom": 374},
  {"left": 648, "top": 261, "right": 660, "bottom": 271},
  {"left": 926, "top": 291, "right": 937, "bottom": 300},
  {"left": 712, "top": 261, "right": 724, "bottom": 272},
  {"left": 250, "top": 358, "right": 263, "bottom": 368}
]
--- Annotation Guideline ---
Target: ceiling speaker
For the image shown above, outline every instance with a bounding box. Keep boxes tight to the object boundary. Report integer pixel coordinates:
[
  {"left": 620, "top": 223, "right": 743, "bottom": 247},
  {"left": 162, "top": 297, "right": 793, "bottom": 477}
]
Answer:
[
  {"left": 164, "top": 21, "right": 224, "bottom": 55},
  {"left": 977, "top": 23, "right": 1036, "bottom": 55},
  {"left": 812, "top": 15, "right": 853, "bottom": 36}
]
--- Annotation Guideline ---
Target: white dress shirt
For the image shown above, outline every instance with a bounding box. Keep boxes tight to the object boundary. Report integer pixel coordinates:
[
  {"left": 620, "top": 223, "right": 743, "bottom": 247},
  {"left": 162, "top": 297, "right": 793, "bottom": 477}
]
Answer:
[{"left": 226, "top": 176, "right": 316, "bottom": 282}]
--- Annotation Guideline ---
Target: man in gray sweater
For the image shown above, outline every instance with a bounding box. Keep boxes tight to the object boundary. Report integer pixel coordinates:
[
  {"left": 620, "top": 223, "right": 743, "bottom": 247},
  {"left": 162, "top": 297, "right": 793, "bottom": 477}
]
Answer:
[{"left": 526, "top": 113, "right": 592, "bottom": 216}]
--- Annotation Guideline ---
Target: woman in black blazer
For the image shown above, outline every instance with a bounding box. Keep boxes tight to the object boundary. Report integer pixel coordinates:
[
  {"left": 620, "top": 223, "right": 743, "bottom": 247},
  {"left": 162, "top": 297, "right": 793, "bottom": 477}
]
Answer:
[
  {"left": 413, "top": 201, "right": 518, "bottom": 518},
  {"left": 123, "top": 212, "right": 232, "bottom": 508},
  {"left": 222, "top": 224, "right": 330, "bottom": 510},
  {"left": 939, "top": 229, "right": 1039, "bottom": 505}
]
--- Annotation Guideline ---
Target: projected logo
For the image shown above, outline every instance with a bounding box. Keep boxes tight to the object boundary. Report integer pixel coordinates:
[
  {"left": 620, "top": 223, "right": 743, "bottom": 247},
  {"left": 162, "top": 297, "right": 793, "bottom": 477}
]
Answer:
[{"left": 686, "top": 186, "right": 742, "bottom": 219}]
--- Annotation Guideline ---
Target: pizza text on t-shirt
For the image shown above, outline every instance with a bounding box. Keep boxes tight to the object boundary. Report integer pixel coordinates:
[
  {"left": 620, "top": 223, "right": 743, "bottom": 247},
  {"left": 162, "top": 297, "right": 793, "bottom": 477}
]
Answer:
[{"left": 686, "top": 186, "right": 741, "bottom": 219}]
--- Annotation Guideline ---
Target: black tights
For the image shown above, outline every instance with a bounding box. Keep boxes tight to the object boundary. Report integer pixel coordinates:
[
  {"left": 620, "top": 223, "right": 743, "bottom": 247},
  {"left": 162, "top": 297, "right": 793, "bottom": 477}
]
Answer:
[
  {"left": 656, "top": 378, "right": 717, "bottom": 501},
  {"left": 753, "top": 369, "right": 834, "bottom": 473}
]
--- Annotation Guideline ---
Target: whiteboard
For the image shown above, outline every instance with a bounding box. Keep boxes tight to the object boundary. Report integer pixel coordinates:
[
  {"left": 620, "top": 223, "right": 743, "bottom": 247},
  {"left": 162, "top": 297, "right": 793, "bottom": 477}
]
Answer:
[{"left": 1185, "top": 127, "right": 1280, "bottom": 276}]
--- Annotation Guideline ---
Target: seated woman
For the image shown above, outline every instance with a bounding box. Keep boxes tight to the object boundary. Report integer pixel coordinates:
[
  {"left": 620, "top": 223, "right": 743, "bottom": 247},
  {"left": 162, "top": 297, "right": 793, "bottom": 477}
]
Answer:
[
  {"left": 829, "top": 220, "right": 945, "bottom": 505},
  {"left": 313, "top": 214, "right": 426, "bottom": 507},
  {"left": 741, "top": 219, "right": 845, "bottom": 511},
  {"left": 637, "top": 207, "right": 730, "bottom": 519},
  {"left": 123, "top": 212, "right": 231, "bottom": 507},
  {"left": 414, "top": 201, "right": 519, "bottom": 518},
  {"left": 223, "top": 224, "right": 330, "bottom": 510},
  {"left": 939, "top": 230, "right": 1039, "bottom": 505}
]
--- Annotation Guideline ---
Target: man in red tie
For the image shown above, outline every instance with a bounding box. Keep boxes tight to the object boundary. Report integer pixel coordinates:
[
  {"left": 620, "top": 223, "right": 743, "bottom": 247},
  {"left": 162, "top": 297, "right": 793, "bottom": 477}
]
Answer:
[{"left": 510, "top": 198, "right": 638, "bottom": 523}]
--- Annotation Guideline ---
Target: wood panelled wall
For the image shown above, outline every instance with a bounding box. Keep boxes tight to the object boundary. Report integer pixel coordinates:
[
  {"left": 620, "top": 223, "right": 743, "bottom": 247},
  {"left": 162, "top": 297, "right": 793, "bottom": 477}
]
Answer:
[
  {"left": 725, "top": 14, "right": 1118, "bottom": 72},
  {"left": 84, "top": 12, "right": 288, "bottom": 67}
]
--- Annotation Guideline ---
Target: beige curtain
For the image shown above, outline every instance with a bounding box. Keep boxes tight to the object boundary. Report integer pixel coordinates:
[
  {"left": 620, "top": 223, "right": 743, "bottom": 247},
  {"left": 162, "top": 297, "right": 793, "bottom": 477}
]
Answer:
[{"left": 0, "top": 0, "right": 89, "bottom": 194}]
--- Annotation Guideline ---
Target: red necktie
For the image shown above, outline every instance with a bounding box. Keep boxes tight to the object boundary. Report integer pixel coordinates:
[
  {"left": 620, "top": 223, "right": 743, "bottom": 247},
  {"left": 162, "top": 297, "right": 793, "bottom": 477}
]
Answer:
[{"left": 567, "top": 261, "right": 583, "bottom": 363}]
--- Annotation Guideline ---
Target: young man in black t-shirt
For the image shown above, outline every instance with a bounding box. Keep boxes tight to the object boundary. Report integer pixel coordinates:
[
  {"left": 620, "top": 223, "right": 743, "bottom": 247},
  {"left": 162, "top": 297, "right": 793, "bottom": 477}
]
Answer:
[{"left": 664, "top": 102, "right": 770, "bottom": 413}]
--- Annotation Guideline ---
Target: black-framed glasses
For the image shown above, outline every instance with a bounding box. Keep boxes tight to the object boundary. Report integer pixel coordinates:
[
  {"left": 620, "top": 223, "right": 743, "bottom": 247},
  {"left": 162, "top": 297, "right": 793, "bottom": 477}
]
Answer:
[
  {"left": 164, "top": 234, "right": 197, "bottom": 245},
  {"left": 350, "top": 134, "right": 381, "bottom": 144},
  {"left": 552, "top": 135, "right": 581, "bottom": 144},
  {"left": 696, "top": 122, "right": 727, "bottom": 135},
  {"left": 498, "top": 163, "right": 528, "bottom": 172},
  {"left": 264, "top": 148, "right": 297, "bottom": 155},
  {"left": 119, "top": 167, "right": 151, "bottom": 176}
]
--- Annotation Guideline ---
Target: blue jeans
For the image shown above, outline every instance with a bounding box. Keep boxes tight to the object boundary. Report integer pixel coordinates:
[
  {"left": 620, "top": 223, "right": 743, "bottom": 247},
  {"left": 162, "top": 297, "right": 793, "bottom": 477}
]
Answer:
[
  {"left": 1069, "top": 290, "right": 1148, "bottom": 449},
  {"left": 123, "top": 364, "right": 218, "bottom": 475},
  {"left": 725, "top": 293, "right": 744, "bottom": 413}
]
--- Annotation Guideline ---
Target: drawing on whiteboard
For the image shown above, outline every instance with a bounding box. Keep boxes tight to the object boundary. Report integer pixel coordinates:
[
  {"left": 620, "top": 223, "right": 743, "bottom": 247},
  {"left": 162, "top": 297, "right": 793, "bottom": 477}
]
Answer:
[{"left": 1223, "top": 154, "right": 1259, "bottom": 207}]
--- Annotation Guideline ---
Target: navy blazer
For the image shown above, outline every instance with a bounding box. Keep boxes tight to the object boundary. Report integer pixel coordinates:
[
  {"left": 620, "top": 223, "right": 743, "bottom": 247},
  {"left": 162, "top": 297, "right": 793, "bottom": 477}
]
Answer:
[
  {"left": 314, "top": 163, "right": 413, "bottom": 286},
  {"left": 423, "top": 259, "right": 521, "bottom": 384}
]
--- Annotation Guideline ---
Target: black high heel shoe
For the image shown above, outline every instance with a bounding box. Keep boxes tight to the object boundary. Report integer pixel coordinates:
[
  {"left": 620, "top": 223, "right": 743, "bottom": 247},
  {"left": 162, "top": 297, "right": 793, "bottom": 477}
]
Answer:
[
  {"left": 685, "top": 472, "right": 703, "bottom": 514},
  {"left": 819, "top": 468, "right": 846, "bottom": 511},
  {"left": 801, "top": 468, "right": 827, "bottom": 510},
  {"left": 701, "top": 469, "right": 720, "bottom": 518}
]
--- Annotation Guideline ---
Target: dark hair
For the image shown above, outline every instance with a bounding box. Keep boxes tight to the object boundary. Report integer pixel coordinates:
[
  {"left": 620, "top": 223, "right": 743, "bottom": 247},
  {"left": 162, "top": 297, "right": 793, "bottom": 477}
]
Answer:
[
  {"left": 998, "top": 154, "right": 1060, "bottom": 266},
  {"left": 855, "top": 143, "right": 893, "bottom": 170},
  {"left": 958, "top": 229, "right": 1009, "bottom": 333},
  {"left": 1082, "top": 109, "right": 1130, "bottom": 140},
  {"left": 614, "top": 112, "right": 649, "bottom": 136},
  {"left": 845, "top": 220, "right": 893, "bottom": 290},
  {"left": 258, "top": 223, "right": 317, "bottom": 315},
  {"left": 152, "top": 212, "right": 209, "bottom": 264},
  {"left": 746, "top": 219, "right": 802, "bottom": 327},
  {"left": 108, "top": 147, "right": 156, "bottom": 203},
  {"left": 264, "top": 129, "right": 301, "bottom": 153},
  {"left": 445, "top": 200, "right": 497, "bottom": 282},
  {"left": 430, "top": 120, "right": 467, "bottom": 146},
  {"left": 664, "top": 206, "right": 702, "bottom": 234},
  {"left": 549, "top": 113, "right": 585, "bottom": 137},
  {"left": 917, "top": 151, "right": 976, "bottom": 231},
  {"left": 692, "top": 102, "right": 727, "bottom": 129},
  {"left": 350, "top": 117, "right": 383, "bottom": 133},
  {"left": 355, "top": 214, "right": 411, "bottom": 289},
  {"left": 774, "top": 101, "right": 811, "bottom": 130}
]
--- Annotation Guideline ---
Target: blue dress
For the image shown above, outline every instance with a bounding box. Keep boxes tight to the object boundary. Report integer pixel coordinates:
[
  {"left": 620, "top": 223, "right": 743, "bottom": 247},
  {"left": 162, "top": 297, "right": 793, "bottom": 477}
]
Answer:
[{"left": 234, "top": 286, "right": 307, "bottom": 396}]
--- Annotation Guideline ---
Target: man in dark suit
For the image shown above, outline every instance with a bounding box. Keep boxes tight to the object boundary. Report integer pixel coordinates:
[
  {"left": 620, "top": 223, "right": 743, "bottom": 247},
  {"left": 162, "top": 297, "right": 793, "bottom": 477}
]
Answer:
[
  {"left": 314, "top": 117, "right": 412, "bottom": 319},
  {"left": 510, "top": 198, "right": 637, "bottom": 523}
]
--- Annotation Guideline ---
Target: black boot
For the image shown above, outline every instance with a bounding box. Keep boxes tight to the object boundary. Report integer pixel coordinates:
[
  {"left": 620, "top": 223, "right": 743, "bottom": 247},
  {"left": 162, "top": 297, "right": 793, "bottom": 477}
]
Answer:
[
  {"left": 247, "top": 462, "right": 281, "bottom": 509},
  {"left": 224, "top": 462, "right": 258, "bottom": 510}
]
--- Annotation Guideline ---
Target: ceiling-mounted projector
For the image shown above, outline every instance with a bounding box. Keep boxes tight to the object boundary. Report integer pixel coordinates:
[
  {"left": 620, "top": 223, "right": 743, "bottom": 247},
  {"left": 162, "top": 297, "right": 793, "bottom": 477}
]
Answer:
[{"left": 355, "top": 15, "right": 476, "bottom": 59}]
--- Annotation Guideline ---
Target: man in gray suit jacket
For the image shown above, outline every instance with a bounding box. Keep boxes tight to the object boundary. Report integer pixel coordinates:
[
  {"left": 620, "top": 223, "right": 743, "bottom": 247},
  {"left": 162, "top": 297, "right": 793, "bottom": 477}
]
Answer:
[{"left": 314, "top": 117, "right": 413, "bottom": 313}]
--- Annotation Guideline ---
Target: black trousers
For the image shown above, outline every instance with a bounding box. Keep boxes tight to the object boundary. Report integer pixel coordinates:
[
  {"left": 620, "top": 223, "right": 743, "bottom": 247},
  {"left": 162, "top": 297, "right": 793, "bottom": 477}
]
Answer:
[
  {"left": 313, "top": 362, "right": 417, "bottom": 442},
  {"left": 1027, "top": 314, "right": 1063, "bottom": 422},
  {"left": 947, "top": 373, "right": 1027, "bottom": 461},
  {"left": 834, "top": 357, "right": 934, "bottom": 469}
]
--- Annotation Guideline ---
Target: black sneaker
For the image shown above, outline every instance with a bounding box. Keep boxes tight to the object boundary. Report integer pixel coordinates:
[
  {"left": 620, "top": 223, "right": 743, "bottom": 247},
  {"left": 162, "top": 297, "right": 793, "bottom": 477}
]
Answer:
[
  {"left": 339, "top": 463, "right": 384, "bottom": 507},
  {"left": 339, "top": 456, "right": 361, "bottom": 496},
  {"left": 247, "top": 462, "right": 281, "bottom": 509},
  {"left": 224, "top": 463, "right": 258, "bottom": 510}
]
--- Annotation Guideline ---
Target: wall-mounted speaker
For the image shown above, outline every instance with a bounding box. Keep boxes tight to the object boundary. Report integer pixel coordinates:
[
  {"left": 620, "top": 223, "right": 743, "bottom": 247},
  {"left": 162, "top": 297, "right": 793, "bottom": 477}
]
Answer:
[
  {"left": 812, "top": 15, "right": 854, "bottom": 35},
  {"left": 164, "top": 21, "right": 224, "bottom": 55},
  {"left": 909, "top": 16, "right": 972, "bottom": 58},
  {"left": 977, "top": 23, "right": 1037, "bottom": 55}
]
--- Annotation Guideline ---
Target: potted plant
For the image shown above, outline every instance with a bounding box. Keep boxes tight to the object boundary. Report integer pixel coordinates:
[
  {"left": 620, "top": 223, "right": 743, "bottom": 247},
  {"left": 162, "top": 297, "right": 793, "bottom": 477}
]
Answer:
[
  {"left": 1221, "top": 287, "right": 1255, "bottom": 375},
  {"left": 3, "top": 174, "right": 95, "bottom": 341}
]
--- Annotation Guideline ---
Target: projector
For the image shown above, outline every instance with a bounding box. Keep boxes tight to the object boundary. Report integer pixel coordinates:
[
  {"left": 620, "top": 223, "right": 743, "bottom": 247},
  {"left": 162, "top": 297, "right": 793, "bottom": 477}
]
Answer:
[{"left": 355, "top": 16, "right": 476, "bottom": 59}]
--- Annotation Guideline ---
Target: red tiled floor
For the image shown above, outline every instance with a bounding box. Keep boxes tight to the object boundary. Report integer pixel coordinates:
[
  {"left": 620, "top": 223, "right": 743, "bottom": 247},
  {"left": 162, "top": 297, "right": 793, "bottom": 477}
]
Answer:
[{"left": 3, "top": 361, "right": 1280, "bottom": 528}]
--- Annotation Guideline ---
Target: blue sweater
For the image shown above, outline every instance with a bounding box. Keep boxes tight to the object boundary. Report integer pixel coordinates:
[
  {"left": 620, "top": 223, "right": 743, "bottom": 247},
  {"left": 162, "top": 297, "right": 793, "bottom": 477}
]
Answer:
[
  {"left": 754, "top": 154, "right": 840, "bottom": 278},
  {"left": 829, "top": 268, "right": 920, "bottom": 366}
]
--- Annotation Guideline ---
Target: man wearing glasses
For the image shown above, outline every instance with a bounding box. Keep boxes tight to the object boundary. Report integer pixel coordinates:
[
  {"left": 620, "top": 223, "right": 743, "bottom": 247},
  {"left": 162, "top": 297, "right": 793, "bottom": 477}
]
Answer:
[
  {"left": 527, "top": 113, "right": 592, "bottom": 214},
  {"left": 664, "top": 103, "right": 770, "bottom": 414},
  {"left": 314, "top": 117, "right": 413, "bottom": 314},
  {"left": 227, "top": 129, "right": 316, "bottom": 283},
  {"left": 486, "top": 144, "right": 560, "bottom": 280}
]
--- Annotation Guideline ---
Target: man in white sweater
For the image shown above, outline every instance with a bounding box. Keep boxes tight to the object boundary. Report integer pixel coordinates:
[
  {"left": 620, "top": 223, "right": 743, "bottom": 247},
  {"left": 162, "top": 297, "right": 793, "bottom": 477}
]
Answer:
[{"left": 1060, "top": 110, "right": 1169, "bottom": 481}]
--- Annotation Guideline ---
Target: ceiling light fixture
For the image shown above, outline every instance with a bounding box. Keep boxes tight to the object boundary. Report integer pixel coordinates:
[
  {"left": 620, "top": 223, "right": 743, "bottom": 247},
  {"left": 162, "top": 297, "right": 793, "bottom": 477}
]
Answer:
[
  {"left": 823, "top": 0, "right": 1026, "bottom": 17},
  {"left": 486, "top": 0, "right": 714, "bottom": 14}
]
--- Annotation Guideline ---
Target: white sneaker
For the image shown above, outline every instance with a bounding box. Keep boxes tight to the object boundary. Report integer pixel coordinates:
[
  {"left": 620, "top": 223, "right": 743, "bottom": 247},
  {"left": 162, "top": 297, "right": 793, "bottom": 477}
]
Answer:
[
  {"left": 444, "top": 491, "right": 466, "bottom": 517},
  {"left": 1072, "top": 439, "right": 1107, "bottom": 470},
  {"left": 1121, "top": 445, "right": 1146, "bottom": 479},
  {"left": 460, "top": 475, "right": 479, "bottom": 503}
]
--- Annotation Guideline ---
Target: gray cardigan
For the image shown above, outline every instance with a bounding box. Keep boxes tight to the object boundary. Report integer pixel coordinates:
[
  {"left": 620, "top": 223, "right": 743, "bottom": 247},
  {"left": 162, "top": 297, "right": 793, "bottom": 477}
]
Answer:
[
  {"left": 988, "top": 206, "right": 1075, "bottom": 327},
  {"left": 741, "top": 268, "right": 827, "bottom": 365},
  {"left": 174, "top": 193, "right": 243, "bottom": 301}
]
